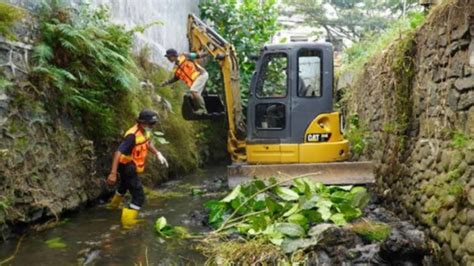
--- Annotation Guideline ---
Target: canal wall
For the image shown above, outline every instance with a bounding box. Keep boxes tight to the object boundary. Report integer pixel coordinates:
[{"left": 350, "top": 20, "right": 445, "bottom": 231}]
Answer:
[{"left": 342, "top": 1, "right": 474, "bottom": 264}]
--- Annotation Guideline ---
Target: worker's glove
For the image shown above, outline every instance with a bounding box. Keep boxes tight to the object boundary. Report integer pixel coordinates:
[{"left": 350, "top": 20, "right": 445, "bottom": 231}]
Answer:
[{"left": 156, "top": 152, "right": 168, "bottom": 168}]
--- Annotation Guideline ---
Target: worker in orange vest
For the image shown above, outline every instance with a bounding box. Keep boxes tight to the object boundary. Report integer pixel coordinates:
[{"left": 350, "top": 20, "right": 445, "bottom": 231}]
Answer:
[
  {"left": 106, "top": 109, "right": 168, "bottom": 228},
  {"left": 160, "top": 48, "right": 209, "bottom": 115}
]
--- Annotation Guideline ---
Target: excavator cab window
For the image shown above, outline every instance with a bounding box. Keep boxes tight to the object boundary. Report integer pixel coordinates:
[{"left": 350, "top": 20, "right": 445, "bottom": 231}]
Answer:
[
  {"left": 256, "top": 53, "right": 288, "bottom": 98},
  {"left": 255, "top": 103, "right": 285, "bottom": 130},
  {"left": 297, "top": 49, "right": 322, "bottom": 97},
  {"left": 254, "top": 53, "right": 288, "bottom": 130}
]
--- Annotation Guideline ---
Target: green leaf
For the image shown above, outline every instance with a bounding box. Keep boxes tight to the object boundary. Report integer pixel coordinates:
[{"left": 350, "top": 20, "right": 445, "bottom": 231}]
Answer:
[
  {"left": 281, "top": 237, "right": 318, "bottom": 253},
  {"left": 173, "top": 226, "right": 190, "bottom": 238},
  {"left": 299, "top": 194, "right": 319, "bottom": 210},
  {"left": 236, "top": 223, "right": 251, "bottom": 234},
  {"left": 301, "top": 210, "right": 323, "bottom": 223},
  {"left": 337, "top": 203, "right": 363, "bottom": 221},
  {"left": 221, "top": 185, "right": 241, "bottom": 202},
  {"left": 204, "top": 200, "right": 229, "bottom": 226},
  {"left": 330, "top": 191, "right": 350, "bottom": 204},
  {"left": 275, "top": 187, "right": 299, "bottom": 201},
  {"left": 288, "top": 213, "right": 309, "bottom": 230},
  {"left": 262, "top": 225, "right": 284, "bottom": 245},
  {"left": 253, "top": 180, "right": 266, "bottom": 190},
  {"left": 317, "top": 206, "right": 332, "bottom": 221},
  {"left": 248, "top": 214, "right": 270, "bottom": 232},
  {"left": 283, "top": 203, "right": 299, "bottom": 217},
  {"left": 330, "top": 213, "right": 347, "bottom": 226},
  {"left": 338, "top": 185, "right": 353, "bottom": 191},
  {"left": 308, "top": 223, "right": 335, "bottom": 238},
  {"left": 265, "top": 197, "right": 282, "bottom": 215},
  {"left": 293, "top": 178, "right": 308, "bottom": 194},
  {"left": 45, "top": 237, "right": 67, "bottom": 249},
  {"left": 155, "top": 216, "right": 167, "bottom": 231},
  {"left": 315, "top": 198, "right": 333, "bottom": 209},
  {"left": 275, "top": 223, "right": 305, "bottom": 237},
  {"left": 351, "top": 187, "right": 370, "bottom": 209}
]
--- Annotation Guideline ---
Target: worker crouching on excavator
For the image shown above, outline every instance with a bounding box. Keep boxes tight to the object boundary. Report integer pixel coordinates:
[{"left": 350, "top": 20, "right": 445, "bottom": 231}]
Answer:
[
  {"left": 160, "top": 48, "right": 209, "bottom": 115},
  {"left": 106, "top": 109, "right": 168, "bottom": 228}
]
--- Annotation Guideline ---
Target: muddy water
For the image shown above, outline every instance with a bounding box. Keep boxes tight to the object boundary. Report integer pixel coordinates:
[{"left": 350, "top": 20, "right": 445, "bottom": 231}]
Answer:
[{"left": 0, "top": 167, "right": 227, "bottom": 265}]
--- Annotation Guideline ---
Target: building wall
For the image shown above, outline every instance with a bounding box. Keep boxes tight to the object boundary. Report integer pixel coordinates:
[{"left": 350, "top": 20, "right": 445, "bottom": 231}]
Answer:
[{"left": 2, "top": 0, "right": 200, "bottom": 67}]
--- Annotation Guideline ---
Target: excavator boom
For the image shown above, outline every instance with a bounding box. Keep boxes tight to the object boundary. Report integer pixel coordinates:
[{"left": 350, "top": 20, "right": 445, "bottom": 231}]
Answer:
[{"left": 187, "top": 14, "right": 246, "bottom": 162}]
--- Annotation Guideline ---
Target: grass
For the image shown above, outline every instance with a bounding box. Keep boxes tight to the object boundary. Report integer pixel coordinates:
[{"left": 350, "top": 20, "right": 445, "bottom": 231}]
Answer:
[
  {"left": 144, "top": 187, "right": 186, "bottom": 200},
  {"left": 344, "top": 115, "right": 370, "bottom": 157},
  {"left": 198, "top": 238, "right": 289, "bottom": 265},
  {"left": 0, "top": 3, "right": 25, "bottom": 40},
  {"left": 350, "top": 220, "right": 392, "bottom": 242},
  {"left": 340, "top": 12, "right": 425, "bottom": 73},
  {"left": 451, "top": 131, "right": 471, "bottom": 149}
]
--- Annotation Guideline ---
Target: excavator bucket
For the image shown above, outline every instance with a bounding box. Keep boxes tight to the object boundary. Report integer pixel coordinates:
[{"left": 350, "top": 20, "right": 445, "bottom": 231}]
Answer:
[
  {"left": 182, "top": 94, "right": 226, "bottom": 121},
  {"left": 227, "top": 161, "right": 375, "bottom": 188}
]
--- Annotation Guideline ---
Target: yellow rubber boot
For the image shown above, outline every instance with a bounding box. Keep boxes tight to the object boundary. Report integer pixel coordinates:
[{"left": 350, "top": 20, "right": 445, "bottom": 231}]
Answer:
[
  {"left": 121, "top": 208, "right": 139, "bottom": 228},
  {"left": 107, "top": 194, "right": 123, "bottom": 209}
]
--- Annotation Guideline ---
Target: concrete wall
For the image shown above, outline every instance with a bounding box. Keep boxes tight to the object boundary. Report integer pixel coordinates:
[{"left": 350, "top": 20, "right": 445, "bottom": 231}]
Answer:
[
  {"left": 342, "top": 1, "right": 474, "bottom": 264},
  {"left": 1, "top": 0, "right": 199, "bottom": 67}
]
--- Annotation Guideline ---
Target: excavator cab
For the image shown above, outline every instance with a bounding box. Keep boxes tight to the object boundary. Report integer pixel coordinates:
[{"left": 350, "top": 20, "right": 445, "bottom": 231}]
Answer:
[{"left": 245, "top": 43, "right": 349, "bottom": 164}]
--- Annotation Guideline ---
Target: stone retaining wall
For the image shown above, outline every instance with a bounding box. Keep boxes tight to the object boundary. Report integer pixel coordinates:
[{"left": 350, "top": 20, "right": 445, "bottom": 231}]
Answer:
[
  {"left": 0, "top": 16, "right": 104, "bottom": 240},
  {"left": 343, "top": 1, "right": 474, "bottom": 264}
]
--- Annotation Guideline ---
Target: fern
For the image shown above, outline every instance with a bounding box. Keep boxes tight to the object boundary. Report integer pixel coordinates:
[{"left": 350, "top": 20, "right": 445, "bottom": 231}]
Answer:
[
  {"left": 32, "top": 0, "right": 141, "bottom": 142},
  {"left": 0, "top": 76, "right": 12, "bottom": 91},
  {"left": 33, "top": 43, "right": 54, "bottom": 64}
]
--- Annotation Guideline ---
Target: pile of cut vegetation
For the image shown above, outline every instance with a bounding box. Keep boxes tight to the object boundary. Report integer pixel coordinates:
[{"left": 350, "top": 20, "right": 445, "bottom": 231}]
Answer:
[{"left": 189, "top": 178, "right": 432, "bottom": 264}]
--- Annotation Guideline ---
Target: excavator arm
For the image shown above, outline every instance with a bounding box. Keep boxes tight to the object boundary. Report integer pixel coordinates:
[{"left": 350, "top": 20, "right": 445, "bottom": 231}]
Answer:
[{"left": 187, "top": 14, "right": 246, "bottom": 162}]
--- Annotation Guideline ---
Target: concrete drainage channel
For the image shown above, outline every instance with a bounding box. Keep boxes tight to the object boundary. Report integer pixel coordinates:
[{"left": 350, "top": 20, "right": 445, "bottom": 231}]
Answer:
[{"left": 0, "top": 167, "right": 433, "bottom": 265}]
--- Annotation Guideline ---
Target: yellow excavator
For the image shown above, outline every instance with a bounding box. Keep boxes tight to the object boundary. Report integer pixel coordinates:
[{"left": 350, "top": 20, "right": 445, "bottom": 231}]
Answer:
[{"left": 184, "top": 14, "right": 374, "bottom": 187}]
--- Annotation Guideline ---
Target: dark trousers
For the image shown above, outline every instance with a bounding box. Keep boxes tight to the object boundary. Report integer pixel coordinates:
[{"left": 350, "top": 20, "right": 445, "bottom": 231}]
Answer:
[{"left": 117, "top": 162, "right": 145, "bottom": 209}]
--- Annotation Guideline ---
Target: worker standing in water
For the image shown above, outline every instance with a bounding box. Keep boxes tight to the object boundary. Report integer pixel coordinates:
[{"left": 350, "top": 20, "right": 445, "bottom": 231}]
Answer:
[
  {"left": 106, "top": 109, "right": 168, "bottom": 228},
  {"left": 160, "top": 48, "right": 209, "bottom": 115}
]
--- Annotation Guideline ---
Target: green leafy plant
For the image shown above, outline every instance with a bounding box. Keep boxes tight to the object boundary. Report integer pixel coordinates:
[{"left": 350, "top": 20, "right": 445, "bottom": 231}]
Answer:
[
  {"left": 154, "top": 216, "right": 190, "bottom": 238},
  {"left": 32, "top": 1, "right": 141, "bottom": 141},
  {"left": 344, "top": 114, "right": 369, "bottom": 156},
  {"left": 0, "top": 3, "right": 25, "bottom": 40},
  {"left": 199, "top": 0, "right": 279, "bottom": 107},
  {"left": 341, "top": 11, "right": 425, "bottom": 72},
  {"left": 204, "top": 178, "right": 370, "bottom": 247}
]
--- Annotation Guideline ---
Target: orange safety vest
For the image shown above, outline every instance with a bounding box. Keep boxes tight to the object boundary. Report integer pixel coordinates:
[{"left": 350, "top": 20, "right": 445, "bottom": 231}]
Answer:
[
  {"left": 173, "top": 54, "right": 201, "bottom": 87},
  {"left": 118, "top": 124, "right": 151, "bottom": 173}
]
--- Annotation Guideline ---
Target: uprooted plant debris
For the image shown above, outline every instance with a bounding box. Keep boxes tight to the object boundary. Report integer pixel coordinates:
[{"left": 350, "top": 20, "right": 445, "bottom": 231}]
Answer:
[{"left": 155, "top": 177, "right": 433, "bottom": 264}]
